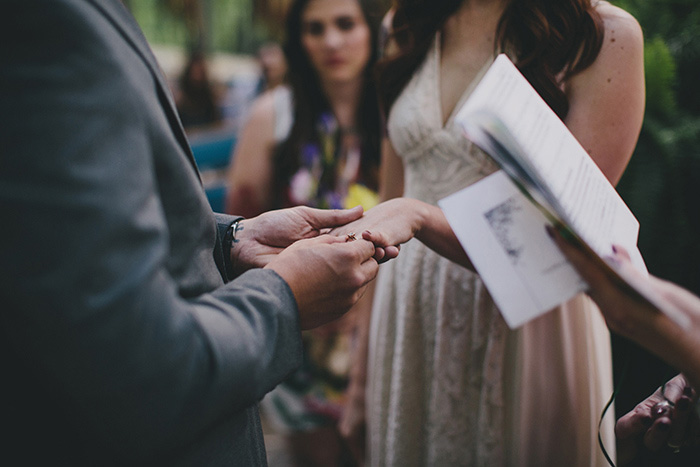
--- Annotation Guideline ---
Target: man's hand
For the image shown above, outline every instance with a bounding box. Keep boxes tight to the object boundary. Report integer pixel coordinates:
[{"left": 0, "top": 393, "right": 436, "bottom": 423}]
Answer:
[
  {"left": 265, "top": 235, "right": 379, "bottom": 330},
  {"left": 231, "top": 205, "right": 365, "bottom": 274},
  {"left": 616, "top": 373, "right": 700, "bottom": 464}
]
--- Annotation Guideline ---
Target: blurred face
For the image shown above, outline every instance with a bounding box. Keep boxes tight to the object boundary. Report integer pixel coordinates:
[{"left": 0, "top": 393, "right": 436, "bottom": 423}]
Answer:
[
  {"left": 259, "top": 44, "right": 287, "bottom": 87},
  {"left": 189, "top": 59, "right": 206, "bottom": 84},
  {"left": 300, "top": 0, "right": 371, "bottom": 85}
]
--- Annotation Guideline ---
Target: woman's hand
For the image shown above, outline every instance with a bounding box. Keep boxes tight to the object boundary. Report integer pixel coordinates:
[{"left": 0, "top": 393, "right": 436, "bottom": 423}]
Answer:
[
  {"left": 329, "top": 198, "right": 429, "bottom": 263},
  {"left": 549, "top": 225, "right": 700, "bottom": 386},
  {"left": 331, "top": 198, "right": 426, "bottom": 244},
  {"left": 332, "top": 198, "right": 474, "bottom": 269},
  {"left": 547, "top": 227, "right": 656, "bottom": 337}
]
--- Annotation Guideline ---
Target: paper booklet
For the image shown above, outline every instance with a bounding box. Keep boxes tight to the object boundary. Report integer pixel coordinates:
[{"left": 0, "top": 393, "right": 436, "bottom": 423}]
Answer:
[{"left": 438, "top": 54, "right": 689, "bottom": 329}]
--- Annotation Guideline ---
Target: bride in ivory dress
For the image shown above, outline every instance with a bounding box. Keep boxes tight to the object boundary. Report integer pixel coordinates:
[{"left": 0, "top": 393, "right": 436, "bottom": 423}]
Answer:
[{"left": 336, "top": 0, "right": 645, "bottom": 465}]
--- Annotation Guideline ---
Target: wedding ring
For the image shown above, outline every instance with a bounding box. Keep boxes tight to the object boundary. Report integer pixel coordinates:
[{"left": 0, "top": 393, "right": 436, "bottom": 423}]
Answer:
[{"left": 346, "top": 232, "right": 356, "bottom": 242}]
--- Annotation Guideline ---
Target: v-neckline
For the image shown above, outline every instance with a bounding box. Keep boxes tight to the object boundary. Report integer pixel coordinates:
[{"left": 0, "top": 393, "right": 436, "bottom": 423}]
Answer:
[{"left": 433, "top": 32, "right": 493, "bottom": 130}]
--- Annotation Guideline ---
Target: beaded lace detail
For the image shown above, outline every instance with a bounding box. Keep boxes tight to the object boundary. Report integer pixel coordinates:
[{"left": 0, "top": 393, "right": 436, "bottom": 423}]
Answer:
[{"left": 369, "top": 35, "right": 507, "bottom": 466}]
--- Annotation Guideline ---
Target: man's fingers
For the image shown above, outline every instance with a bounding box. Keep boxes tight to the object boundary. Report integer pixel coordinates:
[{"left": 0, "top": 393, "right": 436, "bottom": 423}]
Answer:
[
  {"left": 352, "top": 237, "right": 380, "bottom": 262},
  {"left": 616, "top": 407, "right": 654, "bottom": 441},
  {"left": 644, "top": 396, "right": 675, "bottom": 450},
  {"left": 304, "top": 234, "right": 378, "bottom": 262},
  {"left": 304, "top": 205, "right": 364, "bottom": 230},
  {"left": 644, "top": 416, "right": 673, "bottom": 450},
  {"left": 616, "top": 407, "right": 654, "bottom": 464},
  {"left": 668, "top": 395, "right": 693, "bottom": 448},
  {"left": 359, "top": 257, "right": 379, "bottom": 284},
  {"left": 664, "top": 375, "right": 697, "bottom": 448}
]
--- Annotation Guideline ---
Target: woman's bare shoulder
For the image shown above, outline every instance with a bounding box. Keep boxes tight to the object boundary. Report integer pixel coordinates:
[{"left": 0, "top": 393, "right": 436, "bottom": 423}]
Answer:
[
  {"left": 247, "top": 88, "right": 279, "bottom": 122},
  {"left": 596, "top": 2, "right": 643, "bottom": 46},
  {"left": 587, "top": 2, "right": 644, "bottom": 86},
  {"left": 231, "top": 87, "right": 282, "bottom": 159}
]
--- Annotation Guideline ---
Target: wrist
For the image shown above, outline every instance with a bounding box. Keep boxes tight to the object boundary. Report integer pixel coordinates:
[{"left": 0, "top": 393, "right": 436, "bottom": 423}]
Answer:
[
  {"left": 410, "top": 199, "right": 431, "bottom": 240},
  {"left": 227, "top": 219, "right": 245, "bottom": 277}
]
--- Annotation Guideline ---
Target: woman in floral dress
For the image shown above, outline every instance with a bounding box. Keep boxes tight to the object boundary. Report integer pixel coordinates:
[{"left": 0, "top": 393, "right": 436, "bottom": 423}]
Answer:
[{"left": 224, "top": 0, "right": 383, "bottom": 464}]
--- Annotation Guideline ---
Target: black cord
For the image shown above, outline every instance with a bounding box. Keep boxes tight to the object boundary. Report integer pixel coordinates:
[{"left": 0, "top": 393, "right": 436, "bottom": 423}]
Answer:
[{"left": 599, "top": 347, "right": 632, "bottom": 467}]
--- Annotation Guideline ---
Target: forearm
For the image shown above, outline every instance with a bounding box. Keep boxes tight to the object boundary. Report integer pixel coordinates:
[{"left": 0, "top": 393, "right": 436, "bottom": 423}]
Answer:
[
  {"left": 413, "top": 201, "right": 474, "bottom": 270},
  {"left": 335, "top": 198, "right": 474, "bottom": 270},
  {"left": 631, "top": 306, "right": 700, "bottom": 391}
]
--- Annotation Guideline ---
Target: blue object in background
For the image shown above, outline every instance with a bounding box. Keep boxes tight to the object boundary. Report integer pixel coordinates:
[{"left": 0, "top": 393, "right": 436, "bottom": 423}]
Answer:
[
  {"left": 203, "top": 185, "right": 228, "bottom": 213},
  {"left": 189, "top": 129, "right": 237, "bottom": 212}
]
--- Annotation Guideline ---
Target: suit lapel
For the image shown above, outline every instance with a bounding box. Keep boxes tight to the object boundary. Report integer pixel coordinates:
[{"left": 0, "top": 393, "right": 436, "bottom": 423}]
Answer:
[{"left": 86, "top": 0, "right": 200, "bottom": 178}]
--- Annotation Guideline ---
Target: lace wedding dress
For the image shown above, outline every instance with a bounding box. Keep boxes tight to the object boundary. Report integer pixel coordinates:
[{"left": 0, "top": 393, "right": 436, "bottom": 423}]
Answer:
[{"left": 367, "top": 35, "right": 616, "bottom": 466}]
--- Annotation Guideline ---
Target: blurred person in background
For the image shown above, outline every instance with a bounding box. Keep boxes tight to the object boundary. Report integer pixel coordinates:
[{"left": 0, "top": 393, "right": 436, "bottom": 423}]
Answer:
[
  {"left": 224, "top": 0, "right": 383, "bottom": 464},
  {"left": 256, "top": 41, "right": 288, "bottom": 93},
  {"left": 175, "top": 49, "right": 222, "bottom": 130}
]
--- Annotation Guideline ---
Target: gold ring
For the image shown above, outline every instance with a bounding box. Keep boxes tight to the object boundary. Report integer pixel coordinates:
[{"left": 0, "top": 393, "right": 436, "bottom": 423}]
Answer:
[
  {"left": 346, "top": 232, "right": 356, "bottom": 242},
  {"left": 668, "top": 442, "right": 681, "bottom": 453}
]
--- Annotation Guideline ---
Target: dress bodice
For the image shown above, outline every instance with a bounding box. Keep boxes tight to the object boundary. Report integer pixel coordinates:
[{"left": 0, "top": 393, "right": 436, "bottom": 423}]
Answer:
[{"left": 386, "top": 35, "right": 498, "bottom": 203}]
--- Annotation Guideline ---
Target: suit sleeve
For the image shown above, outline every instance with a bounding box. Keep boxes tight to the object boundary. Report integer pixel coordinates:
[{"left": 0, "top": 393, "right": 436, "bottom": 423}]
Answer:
[
  {"left": 214, "top": 213, "right": 245, "bottom": 282},
  {"left": 0, "top": 1, "right": 301, "bottom": 460}
]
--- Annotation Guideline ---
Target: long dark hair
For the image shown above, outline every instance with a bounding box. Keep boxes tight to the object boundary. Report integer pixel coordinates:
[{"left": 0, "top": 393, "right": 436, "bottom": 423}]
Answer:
[
  {"left": 177, "top": 50, "right": 220, "bottom": 126},
  {"left": 272, "top": 0, "right": 383, "bottom": 207},
  {"left": 377, "top": 0, "right": 604, "bottom": 119}
]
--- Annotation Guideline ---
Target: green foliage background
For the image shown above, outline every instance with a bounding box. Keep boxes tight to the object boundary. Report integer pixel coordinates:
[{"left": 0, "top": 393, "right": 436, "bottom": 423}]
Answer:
[
  {"left": 128, "top": 0, "right": 267, "bottom": 54},
  {"left": 613, "top": 0, "right": 700, "bottom": 295}
]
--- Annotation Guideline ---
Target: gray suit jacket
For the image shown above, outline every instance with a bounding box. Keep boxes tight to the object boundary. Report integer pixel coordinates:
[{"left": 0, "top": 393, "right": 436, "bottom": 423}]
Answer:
[{"left": 0, "top": 1, "right": 302, "bottom": 464}]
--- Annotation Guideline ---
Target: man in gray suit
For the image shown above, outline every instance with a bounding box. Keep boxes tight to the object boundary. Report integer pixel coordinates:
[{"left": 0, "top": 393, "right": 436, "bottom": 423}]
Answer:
[{"left": 0, "top": 1, "right": 390, "bottom": 465}]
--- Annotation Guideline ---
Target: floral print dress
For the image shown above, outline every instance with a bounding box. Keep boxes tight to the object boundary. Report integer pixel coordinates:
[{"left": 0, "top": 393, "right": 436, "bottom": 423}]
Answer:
[{"left": 261, "top": 85, "right": 378, "bottom": 432}]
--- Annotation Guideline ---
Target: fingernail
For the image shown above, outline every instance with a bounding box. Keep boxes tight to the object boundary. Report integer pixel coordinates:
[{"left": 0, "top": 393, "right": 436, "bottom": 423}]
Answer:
[
  {"left": 677, "top": 397, "right": 691, "bottom": 411},
  {"left": 545, "top": 225, "right": 555, "bottom": 238},
  {"left": 604, "top": 255, "right": 620, "bottom": 268},
  {"left": 363, "top": 230, "right": 371, "bottom": 235}
]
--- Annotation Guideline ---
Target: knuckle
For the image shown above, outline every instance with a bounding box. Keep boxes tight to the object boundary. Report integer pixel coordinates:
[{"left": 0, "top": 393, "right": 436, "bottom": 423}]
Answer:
[
  {"left": 633, "top": 404, "right": 649, "bottom": 418},
  {"left": 349, "top": 271, "right": 365, "bottom": 289}
]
